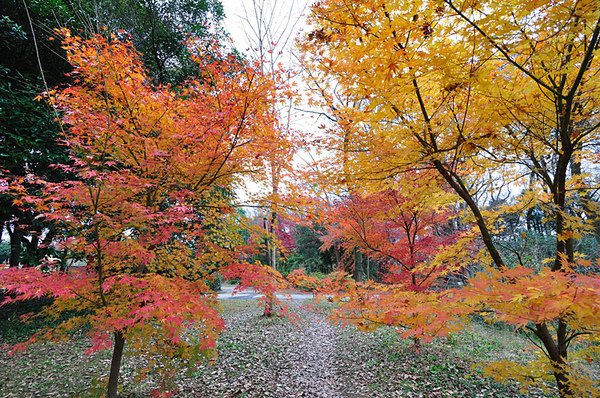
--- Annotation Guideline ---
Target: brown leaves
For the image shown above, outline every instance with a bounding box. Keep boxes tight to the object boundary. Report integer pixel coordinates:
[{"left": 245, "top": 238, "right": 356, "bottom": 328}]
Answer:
[{"left": 307, "top": 28, "right": 331, "bottom": 43}]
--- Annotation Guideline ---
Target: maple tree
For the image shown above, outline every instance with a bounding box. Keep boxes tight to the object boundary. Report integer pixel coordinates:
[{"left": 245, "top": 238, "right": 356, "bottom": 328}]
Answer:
[
  {"left": 321, "top": 171, "right": 467, "bottom": 288},
  {"left": 221, "top": 261, "right": 290, "bottom": 317},
  {"left": 0, "top": 1, "right": 598, "bottom": 395},
  {"left": 0, "top": 0, "right": 226, "bottom": 269},
  {"left": 0, "top": 28, "right": 288, "bottom": 397},
  {"left": 300, "top": 0, "right": 600, "bottom": 396}
]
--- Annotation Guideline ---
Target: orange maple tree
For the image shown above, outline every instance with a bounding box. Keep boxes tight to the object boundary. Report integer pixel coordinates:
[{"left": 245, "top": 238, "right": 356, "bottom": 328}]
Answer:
[{"left": 0, "top": 29, "right": 288, "bottom": 397}]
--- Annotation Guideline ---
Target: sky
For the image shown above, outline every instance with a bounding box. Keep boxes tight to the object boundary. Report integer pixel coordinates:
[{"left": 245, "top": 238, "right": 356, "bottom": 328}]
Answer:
[{"left": 219, "top": 0, "right": 310, "bottom": 60}]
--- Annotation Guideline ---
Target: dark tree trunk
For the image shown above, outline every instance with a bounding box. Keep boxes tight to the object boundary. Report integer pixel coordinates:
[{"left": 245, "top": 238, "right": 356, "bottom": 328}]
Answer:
[
  {"left": 8, "top": 224, "right": 22, "bottom": 268},
  {"left": 263, "top": 295, "right": 275, "bottom": 317},
  {"left": 334, "top": 245, "right": 341, "bottom": 272},
  {"left": 534, "top": 322, "right": 573, "bottom": 398},
  {"left": 107, "top": 331, "right": 126, "bottom": 398},
  {"left": 353, "top": 249, "right": 363, "bottom": 282},
  {"left": 23, "top": 234, "right": 39, "bottom": 266}
]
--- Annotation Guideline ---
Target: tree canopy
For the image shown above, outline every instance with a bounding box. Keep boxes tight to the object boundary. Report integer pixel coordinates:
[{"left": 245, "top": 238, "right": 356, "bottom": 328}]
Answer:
[{"left": 0, "top": 1, "right": 598, "bottom": 397}]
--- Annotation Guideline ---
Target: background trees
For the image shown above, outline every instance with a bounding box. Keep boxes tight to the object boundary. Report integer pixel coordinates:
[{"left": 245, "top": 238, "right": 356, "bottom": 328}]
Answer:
[
  {"left": 83, "top": 0, "right": 225, "bottom": 83},
  {"left": 321, "top": 172, "right": 465, "bottom": 288},
  {"left": 0, "top": 0, "right": 72, "bottom": 267},
  {"left": 231, "top": 0, "right": 307, "bottom": 272}
]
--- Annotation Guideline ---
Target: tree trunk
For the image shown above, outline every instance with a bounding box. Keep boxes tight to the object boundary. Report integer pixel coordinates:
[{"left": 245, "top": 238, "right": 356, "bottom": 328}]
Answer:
[
  {"left": 107, "top": 331, "right": 126, "bottom": 398},
  {"left": 334, "top": 245, "right": 341, "bottom": 271},
  {"left": 269, "top": 164, "right": 279, "bottom": 271},
  {"left": 353, "top": 249, "right": 363, "bottom": 282},
  {"left": 534, "top": 322, "right": 573, "bottom": 398},
  {"left": 8, "top": 224, "right": 22, "bottom": 268},
  {"left": 24, "top": 234, "right": 39, "bottom": 266},
  {"left": 433, "top": 160, "right": 506, "bottom": 269},
  {"left": 263, "top": 294, "right": 275, "bottom": 317},
  {"left": 263, "top": 217, "right": 272, "bottom": 268},
  {"left": 554, "top": 368, "right": 573, "bottom": 398}
]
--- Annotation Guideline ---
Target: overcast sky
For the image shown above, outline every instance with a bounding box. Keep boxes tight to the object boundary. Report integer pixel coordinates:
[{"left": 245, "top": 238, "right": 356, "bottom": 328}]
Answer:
[{"left": 219, "top": 0, "right": 310, "bottom": 59}]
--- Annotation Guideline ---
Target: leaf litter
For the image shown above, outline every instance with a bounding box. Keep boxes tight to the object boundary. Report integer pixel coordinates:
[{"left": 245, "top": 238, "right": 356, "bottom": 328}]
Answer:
[{"left": 1, "top": 300, "right": 555, "bottom": 397}]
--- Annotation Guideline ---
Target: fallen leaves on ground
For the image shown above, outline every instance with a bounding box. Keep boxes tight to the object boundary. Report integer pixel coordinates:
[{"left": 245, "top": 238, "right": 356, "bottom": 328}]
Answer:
[{"left": 0, "top": 300, "right": 554, "bottom": 397}]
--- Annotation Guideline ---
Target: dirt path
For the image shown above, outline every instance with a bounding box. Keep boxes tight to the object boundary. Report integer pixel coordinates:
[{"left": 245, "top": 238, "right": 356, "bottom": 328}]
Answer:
[
  {"left": 274, "top": 310, "right": 342, "bottom": 398},
  {"left": 181, "top": 302, "right": 343, "bottom": 398}
]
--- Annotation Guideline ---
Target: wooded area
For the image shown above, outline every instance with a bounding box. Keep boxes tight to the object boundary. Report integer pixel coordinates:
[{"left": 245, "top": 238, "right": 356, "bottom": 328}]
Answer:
[{"left": 0, "top": 0, "right": 598, "bottom": 397}]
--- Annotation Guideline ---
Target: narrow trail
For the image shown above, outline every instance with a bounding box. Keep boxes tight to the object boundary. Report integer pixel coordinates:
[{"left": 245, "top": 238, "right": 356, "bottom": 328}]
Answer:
[
  {"left": 274, "top": 309, "right": 343, "bottom": 398},
  {"left": 180, "top": 301, "right": 344, "bottom": 398}
]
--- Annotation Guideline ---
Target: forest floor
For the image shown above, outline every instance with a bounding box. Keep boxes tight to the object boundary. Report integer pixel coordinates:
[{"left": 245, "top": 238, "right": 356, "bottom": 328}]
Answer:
[{"left": 0, "top": 299, "right": 559, "bottom": 398}]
